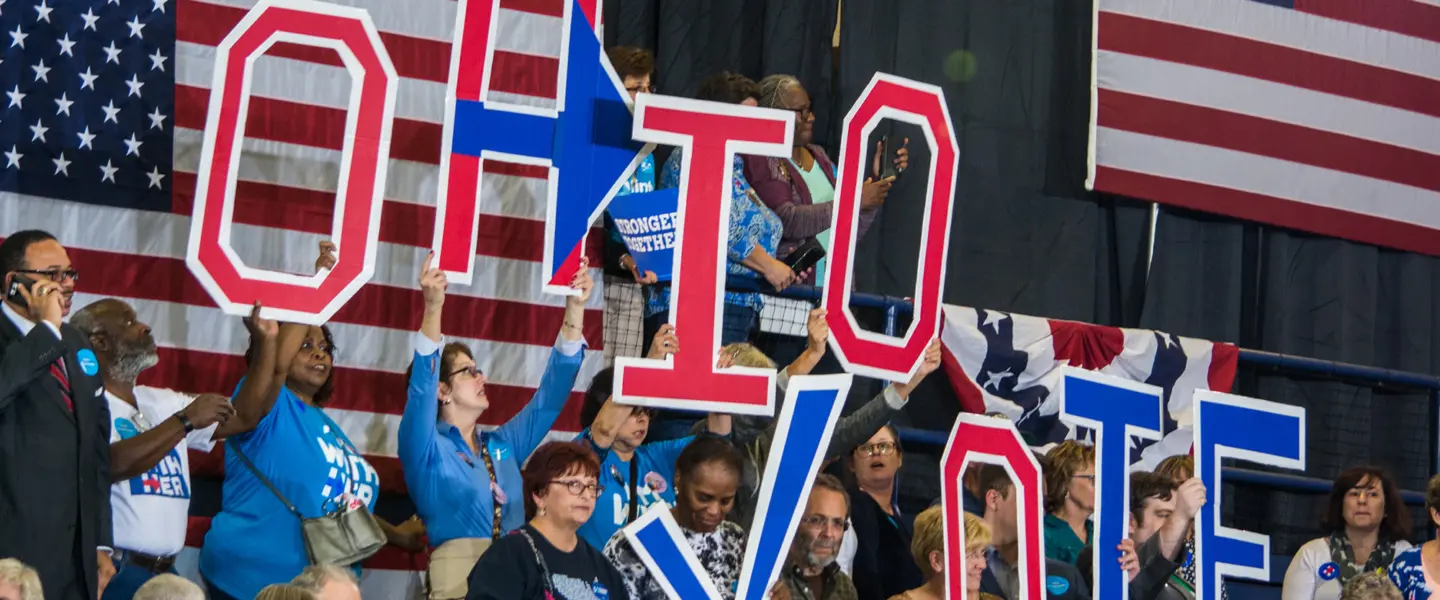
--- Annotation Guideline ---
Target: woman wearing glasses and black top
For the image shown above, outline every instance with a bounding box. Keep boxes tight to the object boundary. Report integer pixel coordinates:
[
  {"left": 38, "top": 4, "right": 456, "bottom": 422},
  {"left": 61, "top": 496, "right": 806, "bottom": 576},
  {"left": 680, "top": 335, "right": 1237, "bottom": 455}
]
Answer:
[
  {"left": 847, "top": 424, "right": 925, "bottom": 600},
  {"left": 466, "top": 441, "right": 630, "bottom": 600},
  {"left": 400, "top": 253, "right": 594, "bottom": 599}
]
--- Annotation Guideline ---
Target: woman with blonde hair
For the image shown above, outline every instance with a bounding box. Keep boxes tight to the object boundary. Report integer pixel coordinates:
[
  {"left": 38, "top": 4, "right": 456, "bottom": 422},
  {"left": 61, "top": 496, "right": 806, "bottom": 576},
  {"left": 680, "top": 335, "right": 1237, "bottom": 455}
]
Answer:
[
  {"left": 0, "top": 559, "right": 42, "bottom": 600},
  {"left": 888, "top": 507, "right": 1001, "bottom": 600},
  {"left": 1044, "top": 440, "right": 1097, "bottom": 564}
]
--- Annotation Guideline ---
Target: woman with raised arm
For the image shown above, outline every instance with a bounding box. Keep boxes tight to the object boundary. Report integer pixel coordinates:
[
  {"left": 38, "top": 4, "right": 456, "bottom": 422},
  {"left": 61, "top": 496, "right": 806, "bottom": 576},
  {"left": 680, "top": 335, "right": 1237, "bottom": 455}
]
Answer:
[
  {"left": 572, "top": 323, "right": 734, "bottom": 551},
  {"left": 199, "top": 243, "right": 424, "bottom": 600},
  {"left": 401, "top": 253, "right": 594, "bottom": 600}
]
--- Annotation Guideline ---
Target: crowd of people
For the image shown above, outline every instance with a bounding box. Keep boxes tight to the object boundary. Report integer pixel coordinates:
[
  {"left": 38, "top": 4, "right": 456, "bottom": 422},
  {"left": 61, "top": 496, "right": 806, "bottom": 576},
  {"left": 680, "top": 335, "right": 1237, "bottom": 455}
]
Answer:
[{"left": 0, "top": 48, "right": 1431, "bottom": 600}]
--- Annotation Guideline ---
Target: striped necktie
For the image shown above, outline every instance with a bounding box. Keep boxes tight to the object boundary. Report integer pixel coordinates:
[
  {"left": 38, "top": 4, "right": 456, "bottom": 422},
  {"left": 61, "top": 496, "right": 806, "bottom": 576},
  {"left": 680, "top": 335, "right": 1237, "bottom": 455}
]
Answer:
[{"left": 50, "top": 358, "right": 73, "bottom": 412}]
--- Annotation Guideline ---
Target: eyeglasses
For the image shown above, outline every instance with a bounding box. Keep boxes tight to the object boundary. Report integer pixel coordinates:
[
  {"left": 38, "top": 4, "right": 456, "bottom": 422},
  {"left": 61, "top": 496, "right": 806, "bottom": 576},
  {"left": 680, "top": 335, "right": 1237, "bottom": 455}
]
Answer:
[
  {"left": 800, "top": 514, "right": 848, "bottom": 532},
  {"left": 15, "top": 267, "right": 79, "bottom": 282},
  {"left": 965, "top": 549, "right": 987, "bottom": 561},
  {"left": 300, "top": 339, "right": 335, "bottom": 356},
  {"left": 550, "top": 480, "right": 604, "bottom": 499},
  {"left": 786, "top": 105, "right": 814, "bottom": 120},
  {"left": 1073, "top": 474, "right": 1096, "bottom": 482},
  {"left": 447, "top": 365, "right": 483, "bottom": 380},
  {"left": 856, "top": 442, "right": 897, "bottom": 457},
  {"left": 625, "top": 84, "right": 654, "bottom": 94}
]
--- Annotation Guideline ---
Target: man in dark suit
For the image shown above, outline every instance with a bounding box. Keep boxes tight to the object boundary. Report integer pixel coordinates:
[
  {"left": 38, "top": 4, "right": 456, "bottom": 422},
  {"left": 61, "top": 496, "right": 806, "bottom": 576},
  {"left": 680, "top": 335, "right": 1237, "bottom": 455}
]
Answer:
[{"left": 0, "top": 230, "right": 115, "bottom": 600}]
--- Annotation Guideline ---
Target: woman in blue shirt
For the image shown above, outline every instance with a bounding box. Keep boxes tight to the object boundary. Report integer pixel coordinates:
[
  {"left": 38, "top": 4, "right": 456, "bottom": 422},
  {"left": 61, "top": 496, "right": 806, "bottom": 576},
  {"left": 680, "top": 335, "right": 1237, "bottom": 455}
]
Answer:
[
  {"left": 401, "top": 253, "right": 594, "bottom": 599},
  {"left": 200, "top": 243, "right": 421, "bottom": 600},
  {"left": 571, "top": 325, "right": 731, "bottom": 551}
]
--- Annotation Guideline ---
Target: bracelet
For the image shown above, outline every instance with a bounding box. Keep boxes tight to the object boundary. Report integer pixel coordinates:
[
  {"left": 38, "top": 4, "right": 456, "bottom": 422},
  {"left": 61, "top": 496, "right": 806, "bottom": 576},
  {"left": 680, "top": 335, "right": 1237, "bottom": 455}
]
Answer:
[
  {"left": 175, "top": 412, "right": 195, "bottom": 434},
  {"left": 563, "top": 320, "right": 581, "bottom": 330}
]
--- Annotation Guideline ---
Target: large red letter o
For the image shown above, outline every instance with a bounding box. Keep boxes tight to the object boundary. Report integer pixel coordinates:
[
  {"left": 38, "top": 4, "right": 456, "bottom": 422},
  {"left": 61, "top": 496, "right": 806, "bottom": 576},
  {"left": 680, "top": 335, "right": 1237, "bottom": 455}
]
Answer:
[
  {"left": 186, "top": 0, "right": 397, "bottom": 324},
  {"left": 823, "top": 74, "right": 959, "bottom": 381},
  {"left": 940, "top": 415, "right": 1047, "bottom": 598}
]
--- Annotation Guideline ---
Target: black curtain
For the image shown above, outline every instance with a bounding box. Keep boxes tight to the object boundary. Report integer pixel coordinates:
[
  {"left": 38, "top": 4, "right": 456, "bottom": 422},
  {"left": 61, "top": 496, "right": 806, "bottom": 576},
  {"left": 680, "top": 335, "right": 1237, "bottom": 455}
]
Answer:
[
  {"left": 604, "top": 0, "right": 840, "bottom": 147},
  {"left": 607, "top": 0, "right": 1440, "bottom": 555}
]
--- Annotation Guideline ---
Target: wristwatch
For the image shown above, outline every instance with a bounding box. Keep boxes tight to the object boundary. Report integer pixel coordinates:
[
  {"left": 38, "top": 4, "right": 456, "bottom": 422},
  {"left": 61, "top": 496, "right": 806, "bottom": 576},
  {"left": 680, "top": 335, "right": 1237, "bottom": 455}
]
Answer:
[{"left": 175, "top": 412, "right": 195, "bottom": 434}]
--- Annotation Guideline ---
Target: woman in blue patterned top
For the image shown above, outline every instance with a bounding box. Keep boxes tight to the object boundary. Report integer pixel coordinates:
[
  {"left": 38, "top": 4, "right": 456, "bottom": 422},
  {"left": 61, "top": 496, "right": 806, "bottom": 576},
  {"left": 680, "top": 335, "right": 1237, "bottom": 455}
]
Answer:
[
  {"left": 1388, "top": 474, "right": 1440, "bottom": 599},
  {"left": 643, "top": 71, "right": 805, "bottom": 441}
]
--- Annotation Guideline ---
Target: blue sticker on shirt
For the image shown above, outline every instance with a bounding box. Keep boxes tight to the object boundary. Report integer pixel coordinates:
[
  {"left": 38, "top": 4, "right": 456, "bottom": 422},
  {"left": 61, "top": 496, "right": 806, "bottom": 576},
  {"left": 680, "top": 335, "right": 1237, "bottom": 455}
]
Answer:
[
  {"left": 1047, "top": 575, "right": 1071, "bottom": 595},
  {"left": 77, "top": 349, "right": 99, "bottom": 376},
  {"left": 592, "top": 580, "right": 610, "bottom": 600},
  {"left": 114, "top": 418, "right": 138, "bottom": 440},
  {"left": 1319, "top": 562, "right": 1340, "bottom": 581}
]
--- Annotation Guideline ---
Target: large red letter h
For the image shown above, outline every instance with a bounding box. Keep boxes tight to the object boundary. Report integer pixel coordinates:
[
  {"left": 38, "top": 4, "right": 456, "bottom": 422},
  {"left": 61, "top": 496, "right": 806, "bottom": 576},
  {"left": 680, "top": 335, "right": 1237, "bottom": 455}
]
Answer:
[{"left": 613, "top": 96, "right": 793, "bottom": 415}]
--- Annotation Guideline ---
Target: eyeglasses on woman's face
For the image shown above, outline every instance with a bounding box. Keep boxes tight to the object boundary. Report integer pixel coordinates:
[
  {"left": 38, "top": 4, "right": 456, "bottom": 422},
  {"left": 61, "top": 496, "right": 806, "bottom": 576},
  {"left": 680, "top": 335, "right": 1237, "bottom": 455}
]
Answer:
[
  {"left": 550, "top": 479, "right": 604, "bottom": 499},
  {"left": 447, "top": 364, "right": 483, "bottom": 380},
  {"left": 856, "top": 441, "right": 897, "bottom": 457}
]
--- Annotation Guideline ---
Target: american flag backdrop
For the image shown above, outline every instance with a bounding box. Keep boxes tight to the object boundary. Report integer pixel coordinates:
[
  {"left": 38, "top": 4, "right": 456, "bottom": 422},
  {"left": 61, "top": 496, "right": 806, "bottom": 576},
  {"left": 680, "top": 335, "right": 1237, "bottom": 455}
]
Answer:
[
  {"left": 1088, "top": 0, "right": 1440, "bottom": 257},
  {"left": 939, "top": 305, "right": 1239, "bottom": 469},
  {"left": 1, "top": 0, "right": 604, "bottom": 589}
]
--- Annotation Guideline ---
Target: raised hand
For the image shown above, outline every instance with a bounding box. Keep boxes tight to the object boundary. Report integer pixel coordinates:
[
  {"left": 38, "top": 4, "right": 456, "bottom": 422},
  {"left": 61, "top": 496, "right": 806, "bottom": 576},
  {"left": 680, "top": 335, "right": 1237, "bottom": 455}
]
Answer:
[
  {"left": 915, "top": 338, "right": 942, "bottom": 378},
  {"left": 243, "top": 302, "right": 279, "bottom": 339},
  {"left": 806, "top": 308, "right": 829, "bottom": 353},
  {"left": 1174, "top": 477, "right": 1208, "bottom": 520},
  {"left": 647, "top": 324, "right": 679, "bottom": 360},
  {"left": 181, "top": 393, "right": 237, "bottom": 430},
  {"left": 1118, "top": 538, "right": 1140, "bottom": 581},
  {"left": 419, "top": 252, "right": 448, "bottom": 308},
  {"left": 894, "top": 138, "right": 910, "bottom": 173},
  {"left": 567, "top": 257, "right": 595, "bottom": 305},
  {"left": 315, "top": 241, "right": 337, "bottom": 272}
]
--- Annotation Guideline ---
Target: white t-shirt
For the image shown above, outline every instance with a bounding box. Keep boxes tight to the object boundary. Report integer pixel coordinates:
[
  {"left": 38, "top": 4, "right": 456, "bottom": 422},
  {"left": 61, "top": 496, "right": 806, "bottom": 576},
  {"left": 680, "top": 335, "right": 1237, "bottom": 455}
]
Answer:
[
  {"left": 1281, "top": 536, "right": 1414, "bottom": 600},
  {"left": 107, "top": 386, "right": 220, "bottom": 556}
]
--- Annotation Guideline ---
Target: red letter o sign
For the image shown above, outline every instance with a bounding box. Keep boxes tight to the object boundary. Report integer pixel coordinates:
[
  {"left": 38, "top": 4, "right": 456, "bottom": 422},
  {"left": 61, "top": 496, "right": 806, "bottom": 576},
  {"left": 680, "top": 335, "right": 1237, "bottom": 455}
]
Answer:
[
  {"left": 185, "top": 0, "right": 398, "bottom": 324},
  {"left": 823, "top": 74, "right": 959, "bottom": 382}
]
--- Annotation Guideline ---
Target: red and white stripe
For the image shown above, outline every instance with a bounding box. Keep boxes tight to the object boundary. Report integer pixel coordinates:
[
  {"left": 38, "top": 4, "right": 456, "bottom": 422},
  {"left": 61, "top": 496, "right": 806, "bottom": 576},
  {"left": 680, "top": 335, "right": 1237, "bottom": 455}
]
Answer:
[
  {"left": 0, "top": 0, "right": 605, "bottom": 491},
  {"left": 1089, "top": 0, "right": 1440, "bottom": 256}
]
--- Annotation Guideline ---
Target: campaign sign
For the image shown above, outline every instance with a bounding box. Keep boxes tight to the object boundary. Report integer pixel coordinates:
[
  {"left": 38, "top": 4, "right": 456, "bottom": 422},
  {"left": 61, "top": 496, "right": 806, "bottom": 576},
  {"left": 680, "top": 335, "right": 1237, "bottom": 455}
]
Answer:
[{"left": 607, "top": 188, "right": 681, "bottom": 282}]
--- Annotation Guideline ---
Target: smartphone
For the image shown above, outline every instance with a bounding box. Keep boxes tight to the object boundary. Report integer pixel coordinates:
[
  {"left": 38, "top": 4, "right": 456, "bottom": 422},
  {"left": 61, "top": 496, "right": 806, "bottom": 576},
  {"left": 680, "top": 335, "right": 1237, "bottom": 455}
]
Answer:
[
  {"left": 879, "top": 134, "right": 901, "bottom": 181},
  {"left": 783, "top": 240, "right": 827, "bottom": 274},
  {"left": 6, "top": 273, "right": 35, "bottom": 309}
]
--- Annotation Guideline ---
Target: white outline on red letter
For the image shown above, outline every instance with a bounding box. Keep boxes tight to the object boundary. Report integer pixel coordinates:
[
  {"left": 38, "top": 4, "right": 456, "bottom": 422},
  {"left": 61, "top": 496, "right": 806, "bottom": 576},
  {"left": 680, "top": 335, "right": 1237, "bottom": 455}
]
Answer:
[
  {"left": 185, "top": 0, "right": 397, "bottom": 324},
  {"left": 824, "top": 73, "right": 960, "bottom": 382}
]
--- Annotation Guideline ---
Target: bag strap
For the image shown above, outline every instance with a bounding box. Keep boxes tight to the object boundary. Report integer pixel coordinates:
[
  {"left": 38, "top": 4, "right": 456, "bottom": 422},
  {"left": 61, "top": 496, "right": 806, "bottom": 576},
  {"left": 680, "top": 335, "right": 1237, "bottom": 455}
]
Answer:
[
  {"left": 230, "top": 442, "right": 303, "bottom": 518},
  {"left": 518, "top": 528, "right": 556, "bottom": 598},
  {"left": 626, "top": 457, "right": 640, "bottom": 524}
]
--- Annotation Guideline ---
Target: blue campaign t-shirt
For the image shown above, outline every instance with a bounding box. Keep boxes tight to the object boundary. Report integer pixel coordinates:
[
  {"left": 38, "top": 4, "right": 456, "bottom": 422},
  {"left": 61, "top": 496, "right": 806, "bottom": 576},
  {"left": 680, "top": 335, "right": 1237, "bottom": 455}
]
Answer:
[
  {"left": 576, "top": 432, "right": 692, "bottom": 551},
  {"left": 200, "top": 383, "right": 380, "bottom": 599}
]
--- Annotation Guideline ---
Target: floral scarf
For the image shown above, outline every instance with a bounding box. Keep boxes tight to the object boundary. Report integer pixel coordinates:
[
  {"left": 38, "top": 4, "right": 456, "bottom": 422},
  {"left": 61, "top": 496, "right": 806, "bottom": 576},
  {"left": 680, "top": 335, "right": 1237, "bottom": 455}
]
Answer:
[
  {"left": 1177, "top": 534, "right": 1229, "bottom": 599},
  {"left": 1328, "top": 532, "right": 1398, "bottom": 587}
]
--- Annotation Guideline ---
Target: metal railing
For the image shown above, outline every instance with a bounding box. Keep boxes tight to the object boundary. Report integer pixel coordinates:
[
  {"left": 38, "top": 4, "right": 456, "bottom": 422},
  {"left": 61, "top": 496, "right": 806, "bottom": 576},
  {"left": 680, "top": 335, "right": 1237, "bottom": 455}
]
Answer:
[{"left": 754, "top": 283, "right": 1440, "bottom": 505}]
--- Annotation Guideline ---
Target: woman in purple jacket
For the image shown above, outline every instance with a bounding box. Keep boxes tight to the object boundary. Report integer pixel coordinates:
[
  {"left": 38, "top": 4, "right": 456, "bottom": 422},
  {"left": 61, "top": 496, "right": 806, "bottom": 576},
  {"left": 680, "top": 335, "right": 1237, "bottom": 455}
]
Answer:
[{"left": 742, "top": 74, "right": 908, "bottom": 285}]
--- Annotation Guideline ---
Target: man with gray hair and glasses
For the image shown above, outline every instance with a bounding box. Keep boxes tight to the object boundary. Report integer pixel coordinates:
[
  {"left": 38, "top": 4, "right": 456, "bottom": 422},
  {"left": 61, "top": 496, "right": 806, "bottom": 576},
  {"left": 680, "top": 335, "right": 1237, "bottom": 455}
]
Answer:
[
  {"left": 290, "top": 565, "right": 362, "bottom": 600},
  {"left": 132, "top": 575, "right": 204, "bottom": 600},
  {"left": 771, "top": 474, "right": 859, "bottom": 600}
]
